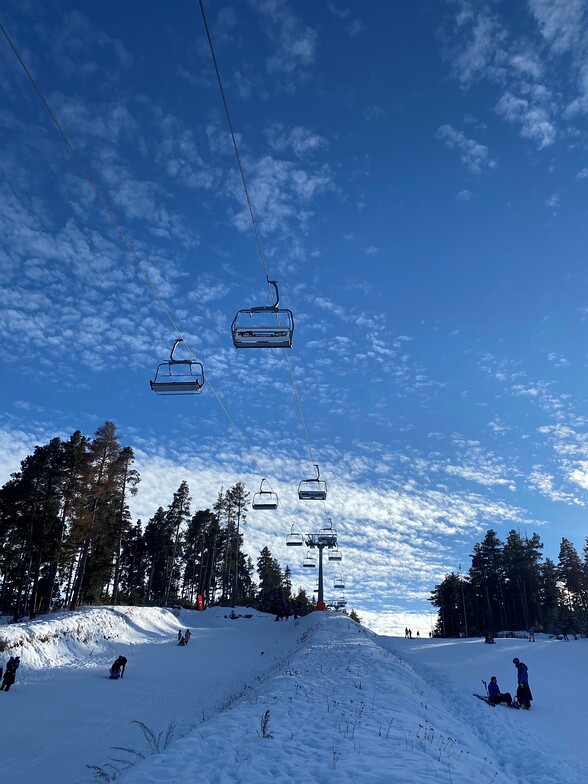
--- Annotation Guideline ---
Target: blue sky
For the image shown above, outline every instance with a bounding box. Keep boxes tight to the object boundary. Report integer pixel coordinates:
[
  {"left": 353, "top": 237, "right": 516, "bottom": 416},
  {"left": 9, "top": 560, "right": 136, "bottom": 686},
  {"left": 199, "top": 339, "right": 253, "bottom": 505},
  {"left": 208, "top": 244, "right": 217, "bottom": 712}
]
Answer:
[{"left": 2, "top": 0, "right": 588, "bottom": 634}]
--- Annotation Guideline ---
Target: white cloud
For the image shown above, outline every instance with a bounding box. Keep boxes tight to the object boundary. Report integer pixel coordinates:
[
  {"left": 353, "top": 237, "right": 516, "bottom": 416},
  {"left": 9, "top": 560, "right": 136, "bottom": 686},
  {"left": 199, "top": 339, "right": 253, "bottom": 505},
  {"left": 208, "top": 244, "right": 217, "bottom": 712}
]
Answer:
[
  {"left": 456, "top": 189, "right": 473, "bottom": 201},
  {"left": 252, "top": 0, "right": 317, "bottom": 80},
  {"left": 265, "top": 125, "right": 328, "bottom": 157},
  {"left": 545, "top": 192, "right": 560, "bottom": 208},
  {"left": 436, "top": 124, "right": 496, "bottom": 173},
  {"left": 528, "top": 0, "right": 587, "bottom": 55},
  {"left": 494, "top": 93, "right": 556, "bottom": 148}
]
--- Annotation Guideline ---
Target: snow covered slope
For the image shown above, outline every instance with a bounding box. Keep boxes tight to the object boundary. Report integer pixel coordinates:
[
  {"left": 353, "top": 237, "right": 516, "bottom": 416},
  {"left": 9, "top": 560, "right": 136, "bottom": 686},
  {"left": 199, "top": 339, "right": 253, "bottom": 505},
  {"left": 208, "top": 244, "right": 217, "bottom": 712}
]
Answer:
[{"left": 0, "top": 608, "right": 585, "bottom": 784}]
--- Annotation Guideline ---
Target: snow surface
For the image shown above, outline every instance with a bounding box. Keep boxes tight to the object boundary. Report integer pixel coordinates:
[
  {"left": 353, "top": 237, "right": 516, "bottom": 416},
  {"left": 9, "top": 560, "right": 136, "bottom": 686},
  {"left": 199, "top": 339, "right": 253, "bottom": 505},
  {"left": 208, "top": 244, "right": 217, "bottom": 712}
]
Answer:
[{"left": 0, "top": 607, "right": 584, "bottom": 784}]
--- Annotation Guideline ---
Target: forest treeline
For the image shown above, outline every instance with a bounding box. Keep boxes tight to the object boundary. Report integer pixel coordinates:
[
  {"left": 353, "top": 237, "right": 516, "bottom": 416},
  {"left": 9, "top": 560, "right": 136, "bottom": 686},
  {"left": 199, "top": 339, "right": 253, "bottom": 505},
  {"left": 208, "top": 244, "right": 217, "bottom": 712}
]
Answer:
[
  {"left": 430, "top": 528, "right": 588, "bottom": 636},
  {"left": 0, "top": 422, "right": 315, "bottom": 622}
]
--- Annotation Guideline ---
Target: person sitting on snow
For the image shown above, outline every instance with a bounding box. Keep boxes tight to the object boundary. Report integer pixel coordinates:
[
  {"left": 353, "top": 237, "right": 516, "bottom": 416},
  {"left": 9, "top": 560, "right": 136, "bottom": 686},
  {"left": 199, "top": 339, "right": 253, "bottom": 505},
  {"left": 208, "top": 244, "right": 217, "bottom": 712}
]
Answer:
[{"left": 487, "top": 676, "right": 513, "bottom": 706}]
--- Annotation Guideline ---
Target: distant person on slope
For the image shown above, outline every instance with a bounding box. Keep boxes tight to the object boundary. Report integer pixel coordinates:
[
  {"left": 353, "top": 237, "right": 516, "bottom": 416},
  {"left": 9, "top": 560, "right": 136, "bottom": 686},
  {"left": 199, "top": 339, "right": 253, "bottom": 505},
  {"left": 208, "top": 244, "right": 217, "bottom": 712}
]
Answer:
[
  {"left": 487, "top": 676, "right": 513, "bottom": 706},
  {"left": 109, "top": 655, "right": 127, "bottom": 679},
  {"left": 184, "top": 629, "right": 191, "bottom": 644},
  {"left": 0, "top": 655, "right": 20, "bottom": 691},
  {"left": 513, "top": 657, "right": 532, "bottom": 709},
  {"left": 528, "top": 627, "right": 535, "bottom": 642}
]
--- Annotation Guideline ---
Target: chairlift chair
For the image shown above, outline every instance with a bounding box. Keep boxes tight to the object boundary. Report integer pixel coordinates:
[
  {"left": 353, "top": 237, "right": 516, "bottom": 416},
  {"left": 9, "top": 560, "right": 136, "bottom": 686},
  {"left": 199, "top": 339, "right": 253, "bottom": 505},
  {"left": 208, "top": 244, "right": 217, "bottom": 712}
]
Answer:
[
  {"left": 328, "top": 548, "right": 342, "bottom": 562},
  {"left": 150, "top": 339, "right": 204, "bottom": 395},
  {"left": 318, "top": 522, "right": 337, "bottom": 545},
  {"left": 251, "top": 479, "right": 278, "bottom": 510},
  {"left": 286, "top": 525, "right": 305, "bottom": 546},
  {"left": 231, "top": 280, "right": 294, "bottom": 349},
  {"left": 298, "top": 464, "right": 327, "bottom": 501},
  {"left": 333, "top": 577, "right": 345, "bottom": 590},
  {"left": 302, "top": 554, "right": 316, "bottom": 568}
]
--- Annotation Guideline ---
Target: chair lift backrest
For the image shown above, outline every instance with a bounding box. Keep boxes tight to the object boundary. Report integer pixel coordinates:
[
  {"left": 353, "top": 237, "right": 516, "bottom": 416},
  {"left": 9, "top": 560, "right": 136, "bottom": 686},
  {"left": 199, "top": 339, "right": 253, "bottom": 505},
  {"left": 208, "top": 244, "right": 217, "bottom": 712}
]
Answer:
[
  {"left": 252, "top": 478, "right": 279, "bottom": 510},
  {"left": 286, "top": 526, "right": 304, "bottom": 546},
  {"left": 232, "top": 281, "right": 294, "bottom": 349},
  {"left": 298, "top": 463, "right": 327, "bottom": 501},
  {"left": 150, "top": 339, "right": 204, "bottom": 395}
]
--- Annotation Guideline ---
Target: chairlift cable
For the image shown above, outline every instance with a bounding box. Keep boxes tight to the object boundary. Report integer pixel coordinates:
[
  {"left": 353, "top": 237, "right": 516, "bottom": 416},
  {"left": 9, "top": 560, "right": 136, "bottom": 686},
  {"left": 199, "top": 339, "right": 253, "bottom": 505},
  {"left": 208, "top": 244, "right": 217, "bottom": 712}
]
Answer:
[
  {"left": 0, "top": 21, "right": 185, "bottom": 346},
  {"left": 197, "top": 0, "right": 329, "bottom": 488},
  {"left": 197, "top": 0, "right": 270, "bottom": 289},
  {"left": 2, "top": 18, "right": 331, "bottom": 539},
  {"left": 0, "top": 22, "right": 295, "bottom": 514}
]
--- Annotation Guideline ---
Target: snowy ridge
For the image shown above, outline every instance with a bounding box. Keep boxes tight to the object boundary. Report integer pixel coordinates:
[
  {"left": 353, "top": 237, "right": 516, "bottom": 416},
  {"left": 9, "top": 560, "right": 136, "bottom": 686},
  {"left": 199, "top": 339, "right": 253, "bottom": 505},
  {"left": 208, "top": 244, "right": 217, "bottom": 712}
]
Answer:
[{"left": 122, "top": 613, "right": 515, "bottom": 784}]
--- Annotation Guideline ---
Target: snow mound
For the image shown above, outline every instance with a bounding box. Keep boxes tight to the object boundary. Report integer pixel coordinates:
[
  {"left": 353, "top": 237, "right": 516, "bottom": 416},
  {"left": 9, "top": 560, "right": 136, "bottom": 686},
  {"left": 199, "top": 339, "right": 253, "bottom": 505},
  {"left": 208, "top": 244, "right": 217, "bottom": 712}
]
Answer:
[{"left": 0, "top": 606, "right": 179, "bottom": 670}]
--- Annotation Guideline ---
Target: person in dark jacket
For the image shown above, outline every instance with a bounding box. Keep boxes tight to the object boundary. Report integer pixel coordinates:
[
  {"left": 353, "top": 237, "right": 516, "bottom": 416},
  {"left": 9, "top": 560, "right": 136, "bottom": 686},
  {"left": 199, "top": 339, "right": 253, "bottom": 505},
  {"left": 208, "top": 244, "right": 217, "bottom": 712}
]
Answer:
[
  {"left": 513, "top": 657, "right": 532, "bottom": 709},
  {"left": 487, "top": 676, "right": 513, "bottom": 706},
  {"left": 109, "top": 655, "right": 127, "bottom": 679},
  {"left": 0, "top": 656, "right": 20, "bottom": 691}
]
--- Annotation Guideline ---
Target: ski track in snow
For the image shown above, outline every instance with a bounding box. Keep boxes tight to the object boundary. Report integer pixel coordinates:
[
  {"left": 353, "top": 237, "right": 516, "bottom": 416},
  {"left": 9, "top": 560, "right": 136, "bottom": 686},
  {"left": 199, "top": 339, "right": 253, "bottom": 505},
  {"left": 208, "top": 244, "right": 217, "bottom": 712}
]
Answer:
[{"left": 0, "top": 608, "right": 585, "bottom": 784}]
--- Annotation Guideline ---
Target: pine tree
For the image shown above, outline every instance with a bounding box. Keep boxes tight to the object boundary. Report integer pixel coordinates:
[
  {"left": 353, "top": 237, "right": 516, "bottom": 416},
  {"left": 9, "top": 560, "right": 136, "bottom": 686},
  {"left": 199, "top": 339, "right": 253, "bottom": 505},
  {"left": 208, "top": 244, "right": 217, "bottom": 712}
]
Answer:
[
  {"left": 144, "top": 507, "right": 169, "bottom": 603},
  {"left": 256, "top": 546, "right": 283, "bottom": 614},
  {"left": 538, "top": 557, "right": 560, "bottom": 630},
  {"left": 162, "top": 481, "right": 191, "bottom": 606},
  {"left": 430, "top": 573, "right": 465, "bottom": 637},
  {"left": 1, "top": 437, "right": 67, "bottom": 620},
  {"left": 501, "top": 530, "right": 543, "bottom": 630},
  {"left": 110, "top": 447, "right": 140, "bottom": 605},
  {"left": 68, "top": 422, "right": 127, "bottom": 609},
  {"left": 558, "top": 537, "right": 587, "bottom": 615},
  {"left": 226, "top": 483, "right": 249, "bottom": 607},
  {"left": 468, "top": 529, "right": 505, "bottom": 632},
  {"left": 42, "top": 431, "right": 90, "bottom": 614},
  {"left": 118, "top": 520, "right": 148, "bottom": 603}
]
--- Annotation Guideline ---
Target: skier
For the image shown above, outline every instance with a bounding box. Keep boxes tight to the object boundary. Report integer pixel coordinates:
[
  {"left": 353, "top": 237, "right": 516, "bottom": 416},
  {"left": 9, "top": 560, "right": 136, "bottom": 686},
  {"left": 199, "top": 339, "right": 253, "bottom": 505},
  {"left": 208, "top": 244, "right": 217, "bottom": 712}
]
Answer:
[
  {"left": 487, "top": 676, "right": 513, "bottom": 707},
  {"left": 177, "top": 629, "right": 183, "bottom": 644},
  {"left": 528, "top": 627, "right": 535, "bottom": 642},
  {"left": 513, "top": 657, "right": 532, "bottom": 709},
  {"left": 484, "top": 632, "right": 495, "bottom": 644},
  {"left": 184, "top": 628, "right": 191, "bottom": 644},
  {"left": 109, "top": 655, "right": 127, "bottom": 679}
]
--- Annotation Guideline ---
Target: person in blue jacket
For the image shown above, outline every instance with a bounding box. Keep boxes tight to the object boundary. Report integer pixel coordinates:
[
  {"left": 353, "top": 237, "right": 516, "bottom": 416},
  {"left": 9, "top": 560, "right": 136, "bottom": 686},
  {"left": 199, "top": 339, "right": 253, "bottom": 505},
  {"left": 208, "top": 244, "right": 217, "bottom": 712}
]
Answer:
[
  {"left": 487, "top": 676, "right": 513, "bottom": 706},
  {"left": 513, "top": 657, "right": 533, "bottom": 709}
]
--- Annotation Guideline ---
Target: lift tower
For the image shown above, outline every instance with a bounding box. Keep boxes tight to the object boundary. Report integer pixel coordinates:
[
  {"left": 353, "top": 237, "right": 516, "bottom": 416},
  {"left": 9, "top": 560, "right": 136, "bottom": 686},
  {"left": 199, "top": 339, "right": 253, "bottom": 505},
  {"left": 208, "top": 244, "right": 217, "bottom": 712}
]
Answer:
[{"left": 306, "top": 528, "right": 338, "bottom": 611}]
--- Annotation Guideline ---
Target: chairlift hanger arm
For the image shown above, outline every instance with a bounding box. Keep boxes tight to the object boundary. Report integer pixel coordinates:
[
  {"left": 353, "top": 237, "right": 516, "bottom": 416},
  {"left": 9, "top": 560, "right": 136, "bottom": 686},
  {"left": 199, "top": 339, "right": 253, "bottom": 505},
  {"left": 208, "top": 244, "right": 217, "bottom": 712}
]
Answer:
[{"left": 249, "top": 280, "right": 280, "bottom": 313}]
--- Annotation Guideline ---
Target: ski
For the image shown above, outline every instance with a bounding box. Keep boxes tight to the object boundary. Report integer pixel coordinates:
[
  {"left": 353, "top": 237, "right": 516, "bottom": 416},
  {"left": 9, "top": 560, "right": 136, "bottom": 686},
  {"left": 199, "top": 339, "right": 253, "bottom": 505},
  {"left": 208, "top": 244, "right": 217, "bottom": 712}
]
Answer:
[
  {"left": 474, "top": 693, "right": 496, "bottom": 706},
  {"left": 474, "top": 694, "right": 521, "bottom": 709}
]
